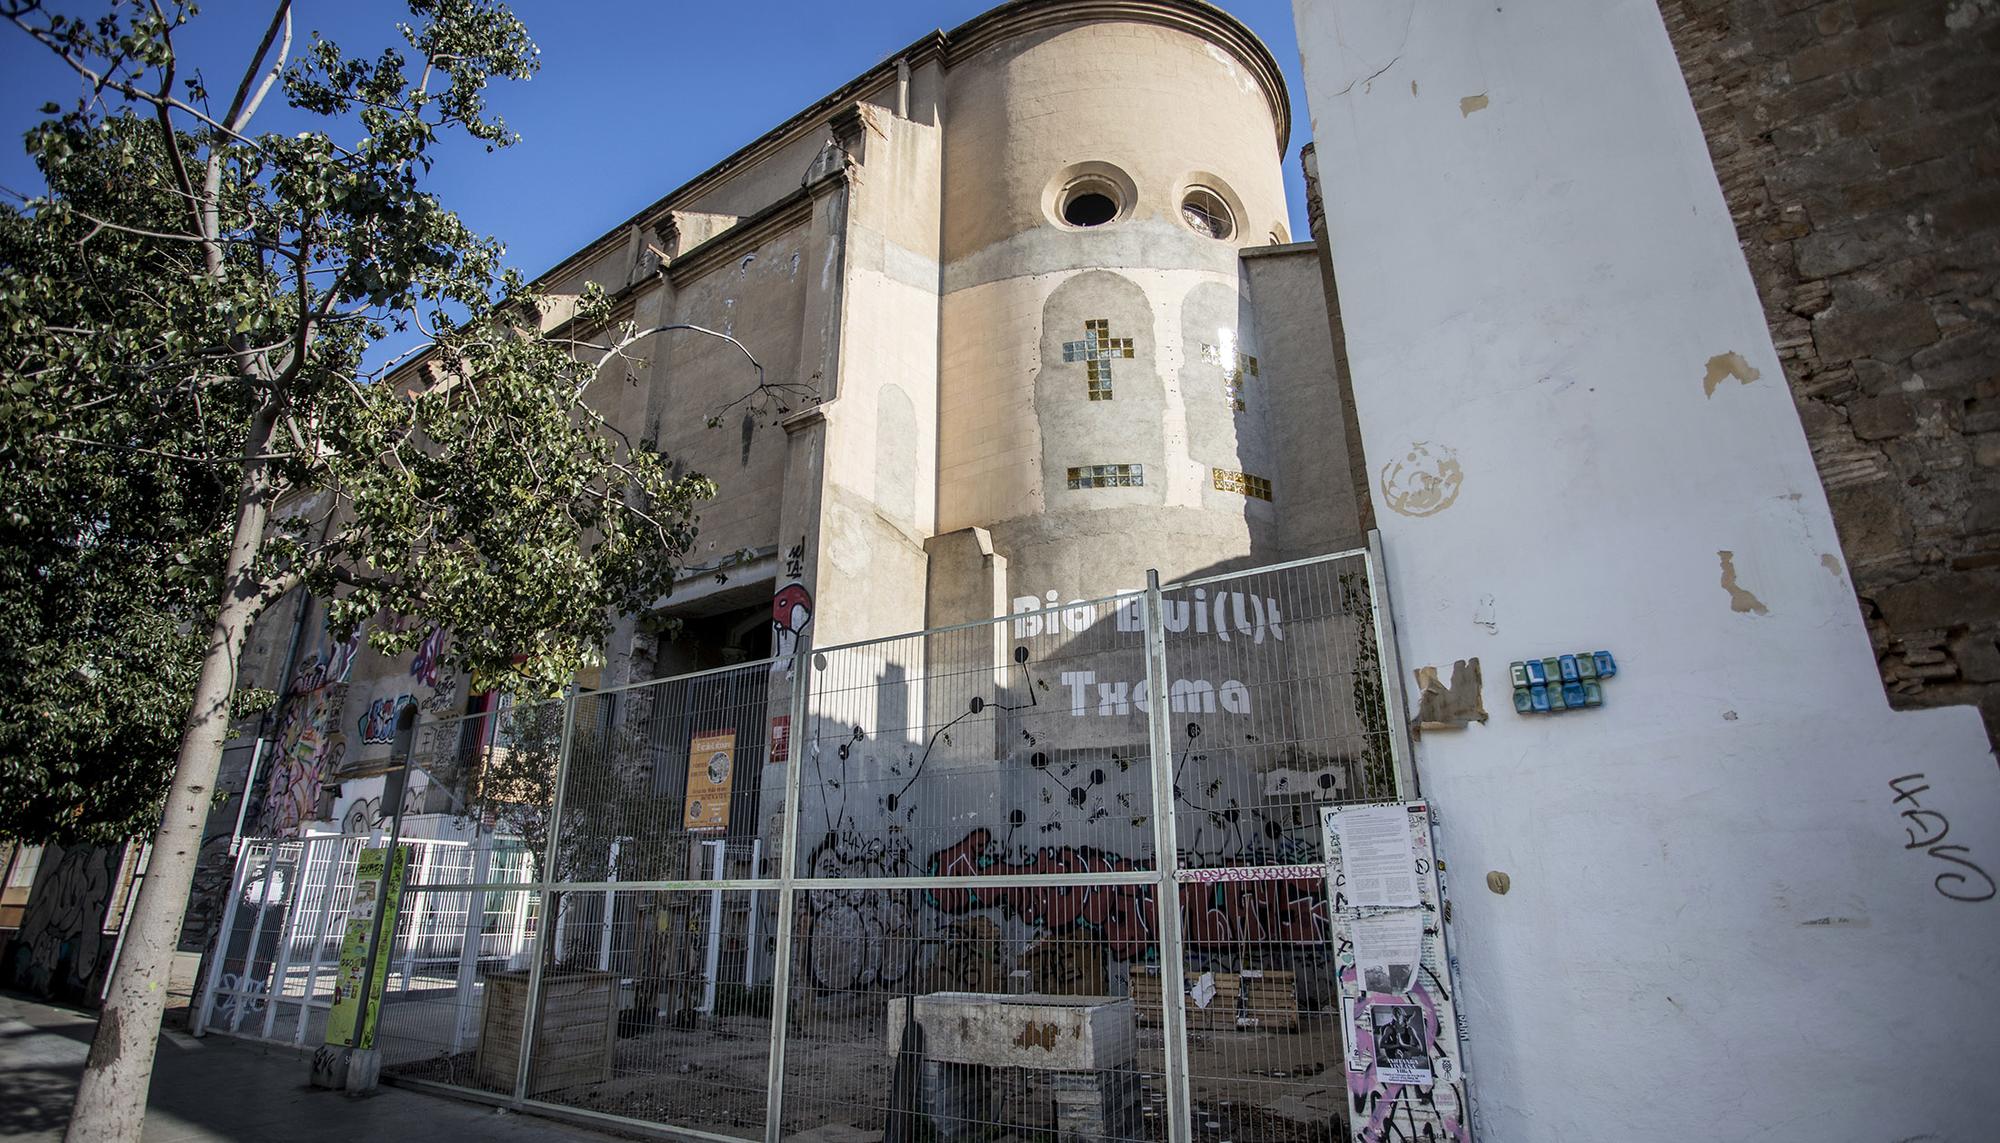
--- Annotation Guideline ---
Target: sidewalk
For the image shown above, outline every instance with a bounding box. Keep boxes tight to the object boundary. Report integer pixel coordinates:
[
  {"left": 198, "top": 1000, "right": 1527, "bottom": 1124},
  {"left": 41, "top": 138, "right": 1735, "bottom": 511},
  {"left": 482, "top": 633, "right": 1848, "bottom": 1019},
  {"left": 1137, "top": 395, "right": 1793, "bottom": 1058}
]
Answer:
[{"left": 0, "top": 993, "right": 627, "bottom": 1142}]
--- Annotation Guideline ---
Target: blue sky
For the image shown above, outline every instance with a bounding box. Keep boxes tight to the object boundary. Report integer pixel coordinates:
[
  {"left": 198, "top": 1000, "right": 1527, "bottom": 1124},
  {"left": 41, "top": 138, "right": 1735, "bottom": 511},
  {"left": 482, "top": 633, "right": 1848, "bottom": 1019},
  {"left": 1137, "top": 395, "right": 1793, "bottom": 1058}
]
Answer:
[{"left": 0, "top": 1, "right": 1312, "bottom": 283}]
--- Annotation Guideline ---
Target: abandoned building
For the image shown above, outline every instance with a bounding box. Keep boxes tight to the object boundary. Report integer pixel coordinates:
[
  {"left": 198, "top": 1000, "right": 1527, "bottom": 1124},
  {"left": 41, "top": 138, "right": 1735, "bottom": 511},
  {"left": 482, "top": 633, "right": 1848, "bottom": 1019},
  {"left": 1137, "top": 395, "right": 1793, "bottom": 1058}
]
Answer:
[{"left": 4, "top": 2, "right": 1985, "bottom": 1143}]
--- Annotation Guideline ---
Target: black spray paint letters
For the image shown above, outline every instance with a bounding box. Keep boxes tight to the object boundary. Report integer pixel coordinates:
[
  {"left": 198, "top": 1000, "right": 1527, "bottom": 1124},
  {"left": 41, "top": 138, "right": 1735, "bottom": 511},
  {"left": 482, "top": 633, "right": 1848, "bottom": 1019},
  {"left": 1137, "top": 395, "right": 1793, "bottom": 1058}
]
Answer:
[{"left": 1889, "top": 773, "right": 1995, "bottom": 903}]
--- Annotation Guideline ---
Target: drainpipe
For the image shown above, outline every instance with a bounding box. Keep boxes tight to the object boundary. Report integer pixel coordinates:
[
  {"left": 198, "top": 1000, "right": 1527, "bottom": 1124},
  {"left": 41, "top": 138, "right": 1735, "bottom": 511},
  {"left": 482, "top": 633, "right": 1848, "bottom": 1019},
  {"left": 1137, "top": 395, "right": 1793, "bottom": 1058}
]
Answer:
[{"left": 895, "top": 57, "right": 910, "bottom": 119}]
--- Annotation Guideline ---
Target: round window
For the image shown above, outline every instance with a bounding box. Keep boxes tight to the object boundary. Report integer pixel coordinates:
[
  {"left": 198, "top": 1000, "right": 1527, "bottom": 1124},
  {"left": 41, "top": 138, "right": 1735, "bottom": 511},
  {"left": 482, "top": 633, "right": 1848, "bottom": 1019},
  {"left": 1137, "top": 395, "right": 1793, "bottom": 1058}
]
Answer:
[
  {"left": 1181, "top": 188, "right": 1234, "bottom": 240},
  {"left": 1063, "top": 191, "right": 1119, "bottom": 227}
]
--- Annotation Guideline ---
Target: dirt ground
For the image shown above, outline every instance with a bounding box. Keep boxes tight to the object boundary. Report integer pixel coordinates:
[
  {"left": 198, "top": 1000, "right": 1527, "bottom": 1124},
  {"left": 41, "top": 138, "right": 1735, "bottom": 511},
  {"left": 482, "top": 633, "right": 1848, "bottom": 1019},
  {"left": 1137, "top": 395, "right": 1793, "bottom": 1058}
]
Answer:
[{"left": 396, "top": 1004, "right": 1347, "bottom": 1143}]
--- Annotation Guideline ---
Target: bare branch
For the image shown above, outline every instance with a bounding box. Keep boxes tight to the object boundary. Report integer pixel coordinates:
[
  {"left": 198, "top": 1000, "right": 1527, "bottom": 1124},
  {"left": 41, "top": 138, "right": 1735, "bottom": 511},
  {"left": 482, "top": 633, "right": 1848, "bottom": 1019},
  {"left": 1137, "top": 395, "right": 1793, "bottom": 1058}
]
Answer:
[{"left": 221, "top": 0, "right": 291, "bottom": 132}]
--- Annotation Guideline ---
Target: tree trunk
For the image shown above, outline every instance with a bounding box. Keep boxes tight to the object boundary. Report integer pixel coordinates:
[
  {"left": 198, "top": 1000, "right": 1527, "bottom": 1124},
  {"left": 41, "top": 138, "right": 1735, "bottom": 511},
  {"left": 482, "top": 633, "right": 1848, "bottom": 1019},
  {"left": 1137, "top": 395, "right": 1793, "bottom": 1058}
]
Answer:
[{"left": 67, "top": 409, "right": 279, "bottom": 1143}]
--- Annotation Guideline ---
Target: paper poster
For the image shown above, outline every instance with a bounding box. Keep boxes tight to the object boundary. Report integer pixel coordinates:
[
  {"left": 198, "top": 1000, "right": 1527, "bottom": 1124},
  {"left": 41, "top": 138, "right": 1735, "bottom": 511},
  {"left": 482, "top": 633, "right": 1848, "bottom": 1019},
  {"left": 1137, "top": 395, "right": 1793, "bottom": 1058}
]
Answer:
[
  {"left": 1370, "top": 1002, "right": 1433, "bottom": 1085},
  {"left": 768, "top": 715, "right": 790, "bottom": 765},
  {"left": 324, "top": 846, "right": 406, "bottom": 1049},
  {"left": 683, "top": 730, "right": 737, "bottom": 833},
  {"left": 1333, "top": 804, "right": 1420, "bottom": 907},
  {"left": 1342, "top": 995, "right": 1370, "bottom": 1073},
  {"left": 1354, "top": 909, "right": 1424, "bottom": 995}
]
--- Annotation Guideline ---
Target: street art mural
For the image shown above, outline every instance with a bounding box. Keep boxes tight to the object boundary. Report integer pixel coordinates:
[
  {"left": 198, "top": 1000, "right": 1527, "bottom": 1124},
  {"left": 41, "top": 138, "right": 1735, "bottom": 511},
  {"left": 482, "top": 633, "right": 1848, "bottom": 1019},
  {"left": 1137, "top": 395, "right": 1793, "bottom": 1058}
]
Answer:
[
  {"left": 259, "top": 627, "right": 361, "bottom": 836},
  {"left": 0, "top": 843, "right": 123, "bottom": 1002},
  {"left": 786, "top": 581, "right": 1372, "bottom": 1008},
  {"left": 355, "top": 694, "right": 413, "bottom": 745},
  {"left": 411, "top": 625, "right": 461, "bottom": 713}
]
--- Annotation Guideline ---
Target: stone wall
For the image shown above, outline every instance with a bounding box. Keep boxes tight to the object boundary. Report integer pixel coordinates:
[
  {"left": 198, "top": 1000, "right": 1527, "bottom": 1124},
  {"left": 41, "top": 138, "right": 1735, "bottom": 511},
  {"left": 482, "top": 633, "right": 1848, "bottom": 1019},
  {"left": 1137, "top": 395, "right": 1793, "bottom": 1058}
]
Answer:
[{"left": 1658, "top": 0, "right": 2000, "bottom": 743}]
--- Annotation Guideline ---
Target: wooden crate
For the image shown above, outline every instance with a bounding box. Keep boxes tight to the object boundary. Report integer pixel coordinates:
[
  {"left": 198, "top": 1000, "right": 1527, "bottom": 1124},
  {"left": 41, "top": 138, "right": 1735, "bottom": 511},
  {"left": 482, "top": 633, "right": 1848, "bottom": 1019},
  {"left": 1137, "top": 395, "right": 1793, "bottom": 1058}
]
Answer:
[
  {"left": 1130, "top": 968, "right": 1298, "bottom": 1032},
  {"left": 475, "top": 969, "right": 618, "bottom": 1095}
]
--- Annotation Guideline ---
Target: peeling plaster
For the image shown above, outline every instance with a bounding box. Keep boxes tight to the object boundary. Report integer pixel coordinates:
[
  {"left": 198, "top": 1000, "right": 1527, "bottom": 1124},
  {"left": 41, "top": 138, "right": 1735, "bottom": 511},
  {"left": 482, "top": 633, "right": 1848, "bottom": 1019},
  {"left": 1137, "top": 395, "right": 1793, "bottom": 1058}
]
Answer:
[
  {"left": 1459, "top": 93, "right": 1489, "bottom": 117},
  {"left": 1411, "top": 80, "right": 1419, "bottom": 96},
  {"left": 1381, "top": 442, "right": 1464, "bottom": 517},
  {"left": 1820, "top": 553, "right": 1844, "bottom": 580},
  {"left": 1717, "top": 550, "right": 1770, "bottom": 615},
  {"left": 1473, "top": 594, "right": 1497, "bottom": 635},
  {"left": 1414, "top": 658, "right": 1487, "bottom": 728},
  {"left": 1702, "top": 351, "right": 1760, "bottom": 397}
]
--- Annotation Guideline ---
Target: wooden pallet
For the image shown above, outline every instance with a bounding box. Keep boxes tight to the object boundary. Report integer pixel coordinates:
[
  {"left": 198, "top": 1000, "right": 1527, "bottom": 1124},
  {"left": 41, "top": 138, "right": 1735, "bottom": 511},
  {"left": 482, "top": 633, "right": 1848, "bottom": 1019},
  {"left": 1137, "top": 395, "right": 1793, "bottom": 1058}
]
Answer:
[{"left": 1130, "top": 968, "right": 1299, "bottom": 1032}]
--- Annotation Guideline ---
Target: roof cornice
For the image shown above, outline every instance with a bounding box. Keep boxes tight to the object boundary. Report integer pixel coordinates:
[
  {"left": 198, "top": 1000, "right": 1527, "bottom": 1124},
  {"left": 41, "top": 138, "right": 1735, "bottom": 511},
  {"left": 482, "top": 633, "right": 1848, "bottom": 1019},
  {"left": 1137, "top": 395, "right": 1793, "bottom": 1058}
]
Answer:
[{"left": 530, "top": 1, "right": 1287, "bottom": 294}]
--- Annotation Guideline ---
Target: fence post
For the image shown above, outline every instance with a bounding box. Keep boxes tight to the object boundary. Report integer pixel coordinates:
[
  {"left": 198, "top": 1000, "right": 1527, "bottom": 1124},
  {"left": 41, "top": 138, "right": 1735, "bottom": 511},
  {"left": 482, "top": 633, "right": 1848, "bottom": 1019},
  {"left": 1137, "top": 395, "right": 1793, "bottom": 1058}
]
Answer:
[
  {"left": 763, "top": 641, "right": 812, "bottom": 1143},
  {"left": 260, "top": 842, "right": 306, "bottom": 1039},
  {"left": 1142, "top": 571, "right": 1194, "bottom": 1143},
  {"left": 452, "top": 823, "right": 494, "bottom": 1053},
  {"left": 294, "top": 835, "right": 349, "bottom": 1045},
  {"left": 515, "top": 692, "right": 580, "bottom": 1106},
  {"left": 228, "top": 843, "right": 281, "bottom": 1033},
  {"left": 1363, "top": 530, "right": 1418, "bottom": 800},
  {"left": 193, "top": 838, "right": 255, "bottom": 1037}
]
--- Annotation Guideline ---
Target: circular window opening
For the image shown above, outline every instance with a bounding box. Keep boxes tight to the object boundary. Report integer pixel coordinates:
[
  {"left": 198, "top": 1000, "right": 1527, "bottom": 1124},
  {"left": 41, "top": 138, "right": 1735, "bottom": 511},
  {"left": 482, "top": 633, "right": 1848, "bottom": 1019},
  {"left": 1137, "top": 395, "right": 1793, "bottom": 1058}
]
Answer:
[
  {"left": 1063, "top": 190, "right": 1119, "bottom": 228},
  {"left": 1181, "top": 187, "right": 1235, "bottom": 240}
]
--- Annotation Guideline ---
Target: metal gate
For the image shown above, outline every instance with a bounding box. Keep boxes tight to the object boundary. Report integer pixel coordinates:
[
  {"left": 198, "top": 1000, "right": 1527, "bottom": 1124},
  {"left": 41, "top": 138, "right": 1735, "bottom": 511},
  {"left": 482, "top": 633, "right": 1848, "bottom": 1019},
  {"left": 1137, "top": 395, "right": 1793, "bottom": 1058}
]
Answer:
[{"left": 200, "top": 543, "right": 1422, "bottom": 1143}]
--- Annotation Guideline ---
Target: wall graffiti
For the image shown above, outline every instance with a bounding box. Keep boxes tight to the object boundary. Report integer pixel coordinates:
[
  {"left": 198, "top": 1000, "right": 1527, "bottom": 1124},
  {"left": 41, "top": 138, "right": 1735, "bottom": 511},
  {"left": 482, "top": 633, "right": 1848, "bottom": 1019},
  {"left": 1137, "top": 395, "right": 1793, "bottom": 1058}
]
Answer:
[
  {"left": 410, "top": 626, "right": 460, "bottom": 713},
  {"left": 925, "top": 829, "right": 1330, "bottom": 959},
  {"left": 260, "top": 629, "right": 362, "bottom": 836},
  {"left": 355, "top": 694, "right": 413, "bottom": 745},
  {"left": 1888, "top": 772, "right": 1995, "bottom": 903},
  {"left": 0, "top": 844, "right": 122, "bottom": 1002},
  {"left": 773, "top": 581, "right": 813, "bottom": 678}
]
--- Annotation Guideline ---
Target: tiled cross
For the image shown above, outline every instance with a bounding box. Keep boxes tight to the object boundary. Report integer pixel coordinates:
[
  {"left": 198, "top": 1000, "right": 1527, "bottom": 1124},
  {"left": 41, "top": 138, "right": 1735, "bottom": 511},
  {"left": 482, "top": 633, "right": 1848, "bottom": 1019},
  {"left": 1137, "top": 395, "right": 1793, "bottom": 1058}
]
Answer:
[
  {"left": 1202, "top": 339, "right": 1260, "bottom": 411},
  {"left": 1062, "top": 318, "right": 1134, "bottom": 400}
]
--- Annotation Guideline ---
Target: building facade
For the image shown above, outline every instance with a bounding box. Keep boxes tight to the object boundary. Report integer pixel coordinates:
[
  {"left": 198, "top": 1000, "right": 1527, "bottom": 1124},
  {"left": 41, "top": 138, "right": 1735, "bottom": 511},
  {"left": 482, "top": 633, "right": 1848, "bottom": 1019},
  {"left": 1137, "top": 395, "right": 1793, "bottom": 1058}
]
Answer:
[{"left": 202, "top": 0, "right": 1361, "bottom": 930}]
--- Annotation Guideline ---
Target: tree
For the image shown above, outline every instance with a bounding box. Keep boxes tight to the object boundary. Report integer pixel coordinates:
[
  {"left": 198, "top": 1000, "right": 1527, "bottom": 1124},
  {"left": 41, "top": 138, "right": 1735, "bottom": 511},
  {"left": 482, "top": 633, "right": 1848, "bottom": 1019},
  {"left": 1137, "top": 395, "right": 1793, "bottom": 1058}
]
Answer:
[{"left": 0, "top": 2, "right": 716, "bottom": 1136}]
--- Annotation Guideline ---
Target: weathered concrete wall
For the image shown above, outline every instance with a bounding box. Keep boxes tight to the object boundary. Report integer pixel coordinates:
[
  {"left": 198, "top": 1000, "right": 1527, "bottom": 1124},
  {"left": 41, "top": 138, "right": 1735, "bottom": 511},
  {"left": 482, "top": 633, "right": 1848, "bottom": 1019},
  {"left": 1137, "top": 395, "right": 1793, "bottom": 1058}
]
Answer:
[
  {"left": 1294, "top": 0, "right": 2000, "bottom": 1140},
  {"left": 935, "top": 16, "right": 1300, "bottom": 616},
  {"left": 1658, "top": 0, "right": 2000, "bottom": 742},
  {"left": 1243, "top": 244, "right": 1364, "bottom": 558}
]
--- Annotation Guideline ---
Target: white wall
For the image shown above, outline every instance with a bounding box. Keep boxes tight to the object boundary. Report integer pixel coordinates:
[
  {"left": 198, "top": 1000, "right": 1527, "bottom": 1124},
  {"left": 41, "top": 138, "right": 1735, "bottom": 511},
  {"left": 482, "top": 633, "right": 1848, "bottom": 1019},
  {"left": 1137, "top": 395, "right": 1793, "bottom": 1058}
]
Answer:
[{"left": 1292, "top": 2, "right": 2000, "bottom": 1140}]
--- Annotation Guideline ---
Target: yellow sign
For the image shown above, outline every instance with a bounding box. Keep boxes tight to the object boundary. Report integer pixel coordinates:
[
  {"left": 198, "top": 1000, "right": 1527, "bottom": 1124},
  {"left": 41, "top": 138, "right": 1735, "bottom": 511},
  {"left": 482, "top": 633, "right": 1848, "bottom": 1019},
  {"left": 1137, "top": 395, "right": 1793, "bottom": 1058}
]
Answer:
[
  {"left": 324, "top": 846, "right": 406, "bottom": 1049},
  {"left": 684, "top": 730, "right": 736, "bottom": 833}
]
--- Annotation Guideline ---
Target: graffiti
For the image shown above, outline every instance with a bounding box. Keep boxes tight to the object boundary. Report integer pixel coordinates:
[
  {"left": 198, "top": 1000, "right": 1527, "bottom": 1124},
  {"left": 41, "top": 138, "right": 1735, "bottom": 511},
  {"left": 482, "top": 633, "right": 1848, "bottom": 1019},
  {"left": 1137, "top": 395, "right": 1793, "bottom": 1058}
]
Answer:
[
  {"left": 291, "top": 627, "right": 363, "bottom": 694},
  {"left": 1379, "top": 442, "right": 1463, "bottom": 518},
  {"left": 217, "top": 972, "right": 271, "bottom": 1019},
  {"left": 261, "top": 628, "right": 362, "bottom": 835},
  {"left": 772, "top": 582, "right": 813, "bottom": 676},
  {"left": 784, "top": 535, "right": 806, "bottom": 579},
  {"left": 355, "top": 694, "right": 412, "bottom": 745},
  {"left": 1174, "top": 863, "right": 1327, "bottom": 884},
  {"left": 410, "top": 626, "right": 459, "bottom": 713},
  {"left": 1889, "top": 773, "right": 1995, "bottom": 903},
  {"left": 1058, "top": 670, "right": 1252, "bottom": 716},
  {"left": 1346, "top": 964, "right": 1470, "bottom": 1143},
  {"left": 0, "top": 844, "right": 120, "bottom": 1002},
  {"left": 802, "top": 832, "right": 916, "bottom": 991},
  {"left": 925, "top": 829, "right": 1330, "bottom": 959},
  {"left": 336, "top": 776, "right": 428, "bottom": 835},
  {"left": 1012, "top": 587, "right": 1285, "bottom": 644}
]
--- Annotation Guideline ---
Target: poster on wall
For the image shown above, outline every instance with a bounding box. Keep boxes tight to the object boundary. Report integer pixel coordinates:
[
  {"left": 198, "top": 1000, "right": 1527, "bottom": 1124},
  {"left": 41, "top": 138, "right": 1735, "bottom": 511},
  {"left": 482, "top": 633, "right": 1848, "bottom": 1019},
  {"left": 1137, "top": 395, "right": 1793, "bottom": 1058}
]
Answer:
[
  {"left": 1324, "top": 802, "right": 1473, "bottom": 1143},
  {"left": 684, "top": 730, "right": 737, "bottom": 833},
  {"left": 324, "top": 845, "right": 406, "bottom": 1049},
  {"left": 769, "top": 715, "right": 790, "bottom": 765}
]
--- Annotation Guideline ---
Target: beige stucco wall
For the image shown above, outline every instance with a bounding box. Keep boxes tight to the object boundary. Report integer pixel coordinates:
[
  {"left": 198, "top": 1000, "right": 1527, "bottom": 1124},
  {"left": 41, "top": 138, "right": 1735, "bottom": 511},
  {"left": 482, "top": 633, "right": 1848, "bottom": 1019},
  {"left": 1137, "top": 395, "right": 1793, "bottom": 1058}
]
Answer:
[{"left": 932, "top": 16, "right": 1297, "bottom": 620}]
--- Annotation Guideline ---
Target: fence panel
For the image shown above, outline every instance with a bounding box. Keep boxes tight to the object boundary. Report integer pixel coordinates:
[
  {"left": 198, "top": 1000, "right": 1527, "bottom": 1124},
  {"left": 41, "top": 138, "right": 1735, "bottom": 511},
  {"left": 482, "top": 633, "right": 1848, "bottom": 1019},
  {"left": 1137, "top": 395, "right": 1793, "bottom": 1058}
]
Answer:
[{"left": 201, "top": 546, "right": 1408, "bottom": 1143}]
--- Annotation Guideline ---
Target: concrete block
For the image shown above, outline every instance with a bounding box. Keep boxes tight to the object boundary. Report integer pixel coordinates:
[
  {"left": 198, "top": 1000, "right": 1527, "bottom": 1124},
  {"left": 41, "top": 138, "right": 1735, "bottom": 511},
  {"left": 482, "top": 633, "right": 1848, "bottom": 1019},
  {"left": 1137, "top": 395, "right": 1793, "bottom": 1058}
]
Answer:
[{"left": 885, "top": 992, "right": 1136, "bottom": 1071}]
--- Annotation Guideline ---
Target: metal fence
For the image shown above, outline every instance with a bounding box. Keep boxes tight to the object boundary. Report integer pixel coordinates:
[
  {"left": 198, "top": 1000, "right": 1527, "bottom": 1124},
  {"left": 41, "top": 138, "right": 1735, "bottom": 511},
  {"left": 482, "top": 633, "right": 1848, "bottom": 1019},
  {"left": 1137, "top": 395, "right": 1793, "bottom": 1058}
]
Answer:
[{"left": 197, "top": 545, "right": 1412, "bottom": 1143}]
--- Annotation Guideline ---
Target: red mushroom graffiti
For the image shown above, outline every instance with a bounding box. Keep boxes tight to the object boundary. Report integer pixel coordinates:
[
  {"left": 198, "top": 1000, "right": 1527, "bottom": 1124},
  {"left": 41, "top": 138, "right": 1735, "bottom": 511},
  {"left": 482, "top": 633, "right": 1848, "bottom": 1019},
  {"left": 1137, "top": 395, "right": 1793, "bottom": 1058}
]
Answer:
[{"left": 773, "top": 582, "right": 813, "bottom": 666}]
